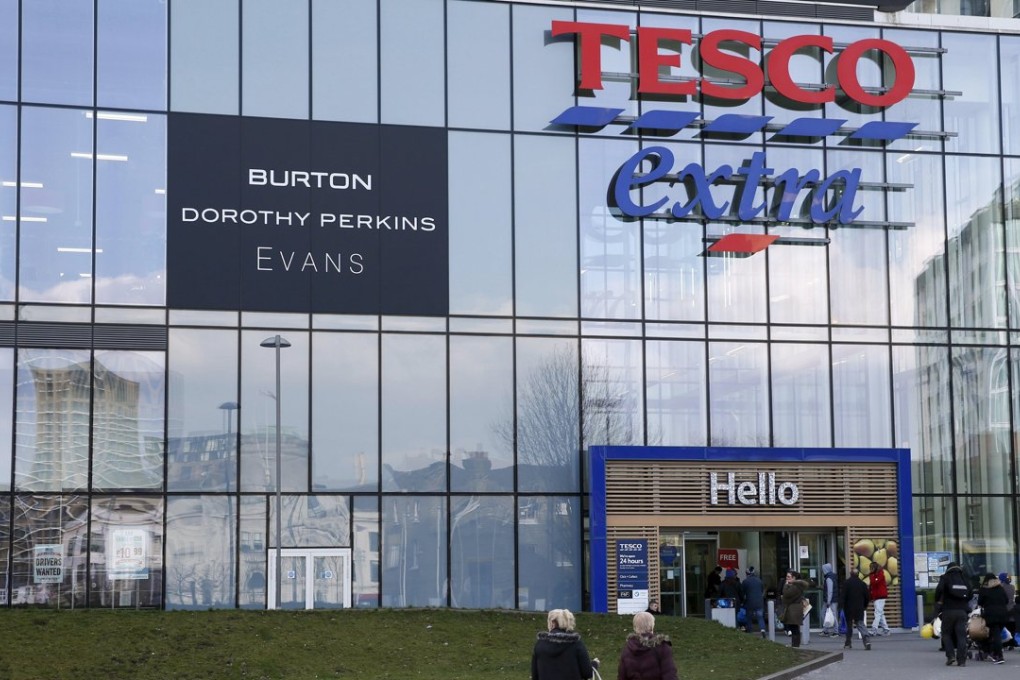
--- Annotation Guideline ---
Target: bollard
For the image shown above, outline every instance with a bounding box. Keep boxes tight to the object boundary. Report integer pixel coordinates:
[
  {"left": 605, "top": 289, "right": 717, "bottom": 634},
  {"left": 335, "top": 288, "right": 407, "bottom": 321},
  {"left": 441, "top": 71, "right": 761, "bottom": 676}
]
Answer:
[
  {"left": 917, "top": 593, "right": 925, "bottom": 629},
  {"left": 767, "top": 600, "right": 776, "bottom": 642}
]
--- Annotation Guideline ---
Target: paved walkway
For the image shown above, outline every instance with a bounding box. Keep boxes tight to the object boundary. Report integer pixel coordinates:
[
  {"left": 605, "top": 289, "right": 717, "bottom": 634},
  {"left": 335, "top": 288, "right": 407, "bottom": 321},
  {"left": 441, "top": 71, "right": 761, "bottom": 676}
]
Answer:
[{"left": 780, "top": 630, "right": 1019, "bottom": 680}]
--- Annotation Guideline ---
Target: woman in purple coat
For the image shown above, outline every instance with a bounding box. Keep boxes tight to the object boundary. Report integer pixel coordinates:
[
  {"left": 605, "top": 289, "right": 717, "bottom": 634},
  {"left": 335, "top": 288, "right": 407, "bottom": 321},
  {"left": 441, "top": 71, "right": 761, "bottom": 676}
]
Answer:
[{"left": 617, "top": 612, "right": 678, "bottom": 680}]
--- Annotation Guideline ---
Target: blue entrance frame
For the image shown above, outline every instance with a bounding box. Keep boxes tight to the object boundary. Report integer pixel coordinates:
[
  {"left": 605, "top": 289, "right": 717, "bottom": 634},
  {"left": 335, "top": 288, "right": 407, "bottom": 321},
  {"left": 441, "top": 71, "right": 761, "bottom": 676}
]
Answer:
[{"left": 589, "top": 446, "right": 916, "bottom": 628}]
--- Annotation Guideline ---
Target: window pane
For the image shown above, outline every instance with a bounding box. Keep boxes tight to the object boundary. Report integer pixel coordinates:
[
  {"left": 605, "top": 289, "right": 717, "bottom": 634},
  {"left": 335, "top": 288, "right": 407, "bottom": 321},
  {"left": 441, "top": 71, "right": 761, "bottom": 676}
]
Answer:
[
  {"left": 517, "top": 496, "right": 580, "bottom": 611},
  {"left": 380, "top": 0, "right": 444, "bottom": 126},
  {"left": 832, "top": 344, "right": 892, "bottom": 447},
  {"left": 11, "top": 495, "right": 87, "bottom": 607},
  {"left": 88, "top": 496, "right": 163, "bottom": 607},
  {"left": 646, "top": 340, "right": 706, "bottom": 446},
  {"left": 827, "top": 150, "right": 887, "bottom": 326},
  {"left": 580, "top": 138, "right": 640, "bottom": 320},
  {"left": 242, "top": 0, "right": 308, "bottom": 119},
  {"left": 272, "top": 495, "right": 349, "bottom": 547},
  {"left": 95, "top": 113, "right": 166, "bottom": 305},
  {"left": 888, "top": 151, "right": 946, "bottom": 327},
  {"left": 771, "top": 344, "right": 831, "bottom": 447},
  {"left": 451, "top": 336, "right": 513, "bottom": 492},
  {"left": 352, "top": 496, "right": 379, "bottom": 607},
  {"left": 1007, "top": 159, "right": 1020, "bottom": 329},
  {"left": 913, "top": 495, "right": 954, "bottom": 555},
  {"left": 958, "top": 496, "right": 1015, "bottom": 580},
  {"left": 0, "top": 348, "right": 11, "bottom": 489},
  {"left": 709, "top": 342, "right": 769, "bottom": 447},
  {"left": 943, "top": 32, "right": 1000, "bottom": 155},
  {"left": 517, "top": 338, "right": 579, "bottom": 493},
  {"left": 15, "top": 350, "right": 91, "bottom": 492},
  {"left": 0, "top": 104, "right": 13, "bottom": 300},
  {"left": 451, "top": 496, "right": 514, "bottom": 608},
  {"left": 22, "top": 0, "right": 93, "bottom": 106},
  {"left": 168, "top": 329, "right": 238, "bottom": 492},
  {"left": 382, "top": 496, "right": 447, "bottom": 607},
  {"left": 582, "top": 339, "right": 643, "bottom": 448},
  {"left": 170, "top": 0, "right": 238, "bottom": 114},
  {"left": 312, "top": 0, "right": 377, "bottom": 123},
  {"left": 98, "top": 0, "right": 167, "bottom": 110},
  {"left": 512, "top": 4, "right": 574, "bottom": 133},
  {"left": 240, "top": 331, "right": 309, "bottom": 492},
  {"left": 767, "top": 148, "right": 827, "bottom": 325},
  {"left": 515, "top": 135, "right": 577, "bottom": 317},
  {"left": 92, "top": 351, "right": 165, "bottom": 490},
  {"left": 166, "top": 496, "right": 236, "bottom": 609},
  {"left": 954, "top": 347, "right": 1011, "bottom": 494},
  {"left": 644, "top": 145, "right": 705, "bottom": 321},
  {"left": 448, "top": 1, "right": 510, "bottom": 130},
  {"left": 946, "top": 155, "right": 1004, "bottom": 329},
  {"left": 0, "top": 0, "right": 17, "bottom": 101},
  {"left": 312, "top": 332, "right": 378, "bottom": 492},
  {"left": 381, "top": 334, "right": 446, "bottom": 492},
  {"left": 19, "top": 107, "right": 94, "bottom": 304},
  {"left": 449, "top": 132, "right": 512, "bottom": 316},
  {"left": 238, "top": 496, "right": 266, "bottom": 608},
  {"left": 896, "top": 345, "right": 952, "bottom": 495}
]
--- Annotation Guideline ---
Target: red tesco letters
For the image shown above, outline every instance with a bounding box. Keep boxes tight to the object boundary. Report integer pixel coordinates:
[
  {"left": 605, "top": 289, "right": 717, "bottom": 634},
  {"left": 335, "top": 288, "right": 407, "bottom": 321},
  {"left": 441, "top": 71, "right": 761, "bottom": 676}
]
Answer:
[{"left": 551, "top": 20, "right": 915, "bottom": 107}]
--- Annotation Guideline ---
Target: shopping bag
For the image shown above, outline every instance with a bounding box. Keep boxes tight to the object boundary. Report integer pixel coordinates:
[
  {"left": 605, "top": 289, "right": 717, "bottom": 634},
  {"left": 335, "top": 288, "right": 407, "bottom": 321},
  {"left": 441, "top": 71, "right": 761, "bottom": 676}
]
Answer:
[
  {"left": 967, "top": 614, "right": 989, "bottom": 641},
  {"left": 838, "top": 611, "right": 848, "bottom": 635},
  {"left": 823, "top": 607, "right": 836, "bottom": 629},
  {"left": 932, "top": 616, "right": 942, "bottom": 639}
]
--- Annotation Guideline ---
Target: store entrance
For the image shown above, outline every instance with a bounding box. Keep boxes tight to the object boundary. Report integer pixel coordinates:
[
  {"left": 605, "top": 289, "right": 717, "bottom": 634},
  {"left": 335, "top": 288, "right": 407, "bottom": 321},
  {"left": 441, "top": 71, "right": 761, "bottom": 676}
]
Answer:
[
  {"left": 267, "top": 548, "right": 352, "bottom": 610},
  {"left": 655, "top": 529, "right": 841, "bottom": 623},
  {"left": 657, "top": 532, "right": 718, "bottom": 617}
]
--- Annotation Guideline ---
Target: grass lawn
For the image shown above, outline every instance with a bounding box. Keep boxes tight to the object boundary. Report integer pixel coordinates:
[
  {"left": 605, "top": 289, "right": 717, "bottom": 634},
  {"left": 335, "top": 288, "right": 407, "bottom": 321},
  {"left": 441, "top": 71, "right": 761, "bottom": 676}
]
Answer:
[{"left": 0, "top": 608, "right": 820, "bottom": 679}]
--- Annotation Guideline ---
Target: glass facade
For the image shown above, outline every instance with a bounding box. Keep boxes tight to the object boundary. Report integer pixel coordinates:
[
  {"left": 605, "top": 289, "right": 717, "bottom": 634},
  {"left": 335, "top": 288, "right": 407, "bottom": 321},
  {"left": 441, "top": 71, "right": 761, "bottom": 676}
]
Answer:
[{"left": 0, "top": 0, "right": 1017, "bottom": 611}]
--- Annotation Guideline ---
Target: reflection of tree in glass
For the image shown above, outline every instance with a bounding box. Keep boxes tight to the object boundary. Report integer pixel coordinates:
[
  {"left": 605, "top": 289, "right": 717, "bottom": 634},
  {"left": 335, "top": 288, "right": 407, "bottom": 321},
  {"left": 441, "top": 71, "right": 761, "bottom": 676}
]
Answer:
[{"left": 493, "top": 346, "right": 639, "bottom": 470}]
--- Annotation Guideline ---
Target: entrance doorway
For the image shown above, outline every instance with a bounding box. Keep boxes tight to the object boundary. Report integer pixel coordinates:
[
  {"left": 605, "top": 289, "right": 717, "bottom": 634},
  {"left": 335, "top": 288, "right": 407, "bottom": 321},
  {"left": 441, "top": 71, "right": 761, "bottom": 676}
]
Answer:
[
  {"left": 656, "top": 531, "right": 719, "bottom": 617},
  {"left": 793, "top": 532, "right": 840, "bottom": 628},
  {"left": 267, "top": 548, "right": 352, "bottom": 610}
]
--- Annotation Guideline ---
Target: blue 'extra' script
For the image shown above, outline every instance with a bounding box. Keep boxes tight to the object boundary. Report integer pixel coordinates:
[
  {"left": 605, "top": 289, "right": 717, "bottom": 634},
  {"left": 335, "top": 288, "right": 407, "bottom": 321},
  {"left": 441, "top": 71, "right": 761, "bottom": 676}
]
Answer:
[{"left": 612, "top": 146, "right": 864, "bottom": 224}]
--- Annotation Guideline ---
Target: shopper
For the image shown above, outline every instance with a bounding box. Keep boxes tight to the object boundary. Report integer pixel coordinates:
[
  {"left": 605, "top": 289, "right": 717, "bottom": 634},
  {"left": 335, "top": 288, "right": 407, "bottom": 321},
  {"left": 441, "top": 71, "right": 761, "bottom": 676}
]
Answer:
[
  {"left": 781, "top": 570, "right": 809, "bottom": 648},
  {"left": 998, "top": 572, "right": 1016, "bottom": 647},
  {"left": 867, "top": 562, "right": 890, "bottom": 635},
  {"left": 839, "top": 567, "right": 872, "bottom": 650},
  {"left": 531, "top": 609, "right": 597, "bottom": 680},
  {"left": 719, "top": 569, "right": 743, "bottom": 608},
  {"left": 704, "top": 566, "right": 723, "bottom": 599},
  {"left": 977, "top": 573, "right": 1010, "bottom": 664},
  {"left": 740, "top": 566, "right": 766, "bottom": 636},
  {"left": 616, "top": 611, "right": 678, "bottom": 680},
  {"left": 820, "top": 563, "right": 839, "bottom": 637},
  {"left": 934, "top": 562, "right": 972, "bottom": 667}
]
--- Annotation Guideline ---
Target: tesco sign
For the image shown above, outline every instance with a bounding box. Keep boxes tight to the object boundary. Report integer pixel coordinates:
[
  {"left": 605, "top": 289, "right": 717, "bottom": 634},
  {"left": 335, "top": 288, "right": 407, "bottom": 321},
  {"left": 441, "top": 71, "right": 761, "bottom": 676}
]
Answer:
[{"left": 551, "top": 21, "right": 915, "bottom": 107}]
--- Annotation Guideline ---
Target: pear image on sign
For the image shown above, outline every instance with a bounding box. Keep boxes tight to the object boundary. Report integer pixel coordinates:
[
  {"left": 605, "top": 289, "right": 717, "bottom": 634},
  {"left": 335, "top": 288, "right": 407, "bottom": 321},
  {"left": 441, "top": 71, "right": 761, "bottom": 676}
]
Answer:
[{"left": 852, "top": 538, "right": 899, "bottom": 585}]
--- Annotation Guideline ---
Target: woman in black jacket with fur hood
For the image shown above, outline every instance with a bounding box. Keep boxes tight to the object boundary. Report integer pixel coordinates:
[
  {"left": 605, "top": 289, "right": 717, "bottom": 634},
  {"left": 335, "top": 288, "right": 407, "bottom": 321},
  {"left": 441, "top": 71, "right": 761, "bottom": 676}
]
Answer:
[
  {"left": 532, "top": 609, "right": 596, "bottom": 680},
  {"left": 978, "top": 573, "right": 1010, "bottom": 664}
]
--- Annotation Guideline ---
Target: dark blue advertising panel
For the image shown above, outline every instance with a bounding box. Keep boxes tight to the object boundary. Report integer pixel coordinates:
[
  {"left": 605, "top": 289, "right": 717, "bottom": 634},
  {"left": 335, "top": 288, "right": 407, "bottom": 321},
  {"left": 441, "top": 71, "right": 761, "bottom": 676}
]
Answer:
[
  {"left": 167, "top": 114, "right": 448, "bottom": 315},
  {"left": 616, "top": 539, "right": 649, "bottom": 614}
]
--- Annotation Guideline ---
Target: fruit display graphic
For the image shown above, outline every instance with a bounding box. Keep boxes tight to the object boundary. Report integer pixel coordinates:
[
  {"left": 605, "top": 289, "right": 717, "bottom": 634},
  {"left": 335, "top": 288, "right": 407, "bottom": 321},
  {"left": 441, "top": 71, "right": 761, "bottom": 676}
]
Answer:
[{"left": 852, "top": 537, "right": 899, "bottom": 585}]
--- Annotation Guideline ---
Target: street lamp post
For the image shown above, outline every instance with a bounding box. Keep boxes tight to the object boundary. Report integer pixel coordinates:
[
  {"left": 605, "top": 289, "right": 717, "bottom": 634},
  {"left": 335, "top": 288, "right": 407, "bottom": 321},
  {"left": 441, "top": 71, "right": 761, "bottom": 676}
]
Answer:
[{"left": 260, "top": 335, "right": 290, "bottom": 609}]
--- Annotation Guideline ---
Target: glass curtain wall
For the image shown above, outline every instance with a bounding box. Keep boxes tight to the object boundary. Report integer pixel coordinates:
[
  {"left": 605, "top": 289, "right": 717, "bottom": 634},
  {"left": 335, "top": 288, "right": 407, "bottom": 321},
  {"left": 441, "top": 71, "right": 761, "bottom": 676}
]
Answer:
[{"left": 0, "top": 0, "right": 1017, "bottom": 610}]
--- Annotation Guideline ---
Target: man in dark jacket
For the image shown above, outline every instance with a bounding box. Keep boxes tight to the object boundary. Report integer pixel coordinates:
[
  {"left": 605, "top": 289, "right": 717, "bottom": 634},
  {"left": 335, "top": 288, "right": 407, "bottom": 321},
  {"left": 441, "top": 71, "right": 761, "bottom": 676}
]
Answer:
[
  {"left": 934, "top": 562, "right": 971, "bottom": 667},
  {"left": 740, "top": 567, "right": 766, "bottom": 636},
  {"left": 719, "top": 569, "right": 743, "bottom": 609},
  {"left": 838, "top": 567, "right": 871, "bottom": 650}
]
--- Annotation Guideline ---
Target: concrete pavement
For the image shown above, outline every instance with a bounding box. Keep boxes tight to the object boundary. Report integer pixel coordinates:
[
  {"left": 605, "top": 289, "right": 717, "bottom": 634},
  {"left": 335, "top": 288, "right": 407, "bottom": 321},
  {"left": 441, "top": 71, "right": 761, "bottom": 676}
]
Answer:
[{"left": 775, "top": 630, "right": 1019, "bottom": 680}]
